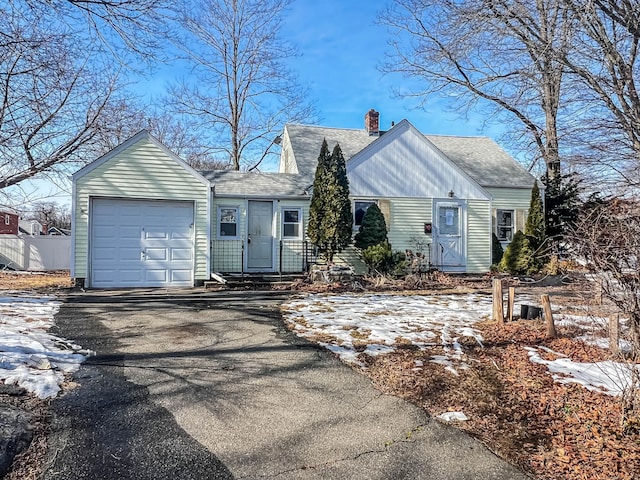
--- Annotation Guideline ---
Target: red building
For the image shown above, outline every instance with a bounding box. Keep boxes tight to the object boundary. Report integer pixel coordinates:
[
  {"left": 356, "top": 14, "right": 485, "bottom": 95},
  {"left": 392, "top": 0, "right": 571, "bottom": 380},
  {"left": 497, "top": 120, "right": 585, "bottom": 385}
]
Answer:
[{"left": 0, "top": 211, "right": 19, "bottom": 235}]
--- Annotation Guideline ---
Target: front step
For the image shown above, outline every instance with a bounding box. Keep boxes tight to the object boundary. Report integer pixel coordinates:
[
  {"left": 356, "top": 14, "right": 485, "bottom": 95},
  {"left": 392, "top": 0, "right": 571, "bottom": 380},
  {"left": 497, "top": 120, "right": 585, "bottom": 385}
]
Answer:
[{"left": 204, "top": 273, "right": 306, "bottom": 289}]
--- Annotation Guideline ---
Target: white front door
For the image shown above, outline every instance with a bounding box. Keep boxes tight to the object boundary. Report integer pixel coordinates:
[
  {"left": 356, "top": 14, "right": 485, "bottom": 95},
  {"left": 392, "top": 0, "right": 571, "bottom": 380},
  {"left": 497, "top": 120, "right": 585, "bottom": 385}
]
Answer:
[
  {"left": 433, "top": 201, "right": 465, "bottom": 270},
  {"left": 247, "top": 200, "right": 274, "bottom": 270}
]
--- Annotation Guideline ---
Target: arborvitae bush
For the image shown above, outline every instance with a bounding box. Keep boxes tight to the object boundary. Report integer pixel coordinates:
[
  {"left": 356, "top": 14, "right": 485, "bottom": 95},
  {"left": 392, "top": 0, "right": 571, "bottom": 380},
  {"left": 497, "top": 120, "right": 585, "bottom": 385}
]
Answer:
[{"left": 499, "top": 230, "right": 535, "bottom": 274}]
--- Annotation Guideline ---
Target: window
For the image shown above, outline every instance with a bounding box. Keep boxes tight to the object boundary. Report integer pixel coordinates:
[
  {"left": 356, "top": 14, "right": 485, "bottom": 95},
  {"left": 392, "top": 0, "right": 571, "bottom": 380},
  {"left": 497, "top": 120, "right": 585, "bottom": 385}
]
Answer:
[
  {"left": 496, "top": 209, "right": 514, "bottom": 241},
  {"left": 4, "top": 215, "right": 9, "bottom": 225},
  {"left": 354, "top": 200, "right": 377, "bottom": 228},
  {"left": 282, "top": 208, "right": 302, "bottom": 239},
  {"left": 218, "top": 206, "right": 239, "bottom": 239}
]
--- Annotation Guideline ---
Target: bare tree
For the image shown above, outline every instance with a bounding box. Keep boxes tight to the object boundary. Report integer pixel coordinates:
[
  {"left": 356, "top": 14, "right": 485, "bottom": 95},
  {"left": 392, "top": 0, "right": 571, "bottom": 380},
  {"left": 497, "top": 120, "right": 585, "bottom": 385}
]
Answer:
[
  {"left": 0, "top": 1, "right": 169, "bottom": 195},
  {"left": 28, "top": 202, "right": 72, "bottom": 231},
  {"left": 168, "top": 0, "right": 316, "bottom": 171},
  {"left": 380, "top": 0, "right": 575, "bottom": 178},
  {"left": 557, "top": 0, "right": 640, "bottom": 188},
  {"left": 568, "top": 197, "right": 640, "bottom": 427}
]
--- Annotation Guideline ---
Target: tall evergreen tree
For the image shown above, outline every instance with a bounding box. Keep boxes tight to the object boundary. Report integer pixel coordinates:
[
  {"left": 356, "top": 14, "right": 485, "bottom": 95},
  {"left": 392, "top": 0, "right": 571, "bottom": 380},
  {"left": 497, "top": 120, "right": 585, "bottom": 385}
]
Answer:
[
  {"left": 525, "top": 181, "right": 545, "bottom": 253},
  {"left": 543, "top": 173, "right": 581, "bottom": 242},
  {"left": 307, "top": 139, "right": 331, "bottom": 248},
  {"left": 307, "top": 140, "right": 353, "bottom": 262}
]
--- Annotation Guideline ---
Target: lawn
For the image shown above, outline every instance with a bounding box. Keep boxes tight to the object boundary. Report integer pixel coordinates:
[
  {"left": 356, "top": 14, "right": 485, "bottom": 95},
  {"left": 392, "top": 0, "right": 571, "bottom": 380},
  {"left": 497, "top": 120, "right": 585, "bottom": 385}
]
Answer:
[{"left": 282, "top": 281, "right": 640, "bottom": 479}]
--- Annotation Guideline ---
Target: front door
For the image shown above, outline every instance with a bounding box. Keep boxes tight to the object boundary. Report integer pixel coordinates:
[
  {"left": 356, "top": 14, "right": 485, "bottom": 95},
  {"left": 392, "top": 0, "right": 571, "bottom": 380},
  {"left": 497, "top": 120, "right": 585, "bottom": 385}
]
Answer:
[
  {"left": 433, "top": 201, "right": 465, "bottom": 270},
  {"left": 247, "top": 200, "right": 274, "bottom": 270}
]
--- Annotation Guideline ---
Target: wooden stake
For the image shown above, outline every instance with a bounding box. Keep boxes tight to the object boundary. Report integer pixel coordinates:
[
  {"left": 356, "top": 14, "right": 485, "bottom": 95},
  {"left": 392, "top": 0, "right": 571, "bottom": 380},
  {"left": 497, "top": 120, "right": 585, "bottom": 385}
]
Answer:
[
  {"left": 610, "top": 314, "right": 620, "bottom": 355},
  {"left": 507, "top": 287, "right": 515, "bottom": 322},
  {"left": 541, "top": 294, "right": 555, "bottom": 338},
  {"left": 492, "top": 279, "right": 504, "bottom": 324}
]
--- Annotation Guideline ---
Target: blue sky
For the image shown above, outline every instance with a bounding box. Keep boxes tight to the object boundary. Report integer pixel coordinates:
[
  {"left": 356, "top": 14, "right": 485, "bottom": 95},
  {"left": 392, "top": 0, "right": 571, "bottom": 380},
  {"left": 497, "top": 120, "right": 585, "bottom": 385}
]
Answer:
[
  {"left": 281, "top": 0, "right": 504, "bottom": 137},
  {"left": 21, "top": 0, "right": 508, "bottom": 206}
]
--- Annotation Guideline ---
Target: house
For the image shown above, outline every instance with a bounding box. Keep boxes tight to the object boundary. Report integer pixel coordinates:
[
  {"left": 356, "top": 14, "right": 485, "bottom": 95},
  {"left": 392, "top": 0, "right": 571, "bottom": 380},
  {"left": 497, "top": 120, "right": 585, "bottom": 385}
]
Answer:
[
  {"left": 19, "top": 219, "right": 44, "bottom": 236},
  {"left": 71, "top": 109, "right": 537, "bottom": 288},
  {"left": 0, "top": 210, "right": 19, "bottom": 235}
]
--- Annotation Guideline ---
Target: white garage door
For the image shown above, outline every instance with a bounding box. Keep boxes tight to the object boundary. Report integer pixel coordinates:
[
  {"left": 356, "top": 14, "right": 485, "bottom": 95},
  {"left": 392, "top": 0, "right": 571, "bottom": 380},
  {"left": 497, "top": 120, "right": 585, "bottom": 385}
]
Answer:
[{"left": 90, "top": 198, "right": 195, "bottom": 288}]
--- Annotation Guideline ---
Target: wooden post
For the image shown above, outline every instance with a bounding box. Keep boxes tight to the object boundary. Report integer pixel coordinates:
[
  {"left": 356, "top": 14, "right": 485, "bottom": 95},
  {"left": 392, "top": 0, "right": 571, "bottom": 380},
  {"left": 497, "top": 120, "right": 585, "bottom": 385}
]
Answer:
[
  {"left": 507, "top": 287, "right": 515, "bottom": 322},
  {"left": 492, "top": 279, "right": 504, "bottom": 324},
  {"left": 541, "top": 294, "right": 555, "bottom": 338},
  {"left": 610, "top": 314, "right": 620, "bottom": 355}
]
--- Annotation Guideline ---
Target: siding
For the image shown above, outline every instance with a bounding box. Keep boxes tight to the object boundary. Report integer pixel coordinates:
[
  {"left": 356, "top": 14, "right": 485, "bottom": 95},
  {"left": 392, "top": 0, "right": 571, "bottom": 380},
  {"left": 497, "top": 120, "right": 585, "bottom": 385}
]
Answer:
[
  {"left": 467, "top": 200, "right": 492, "bottom": 273},
  {"left": 74, "top": 136, "right": 209, "bottom": 280},
  {"left": 337, "top": 198, "right": 433, "bottom": 275}
]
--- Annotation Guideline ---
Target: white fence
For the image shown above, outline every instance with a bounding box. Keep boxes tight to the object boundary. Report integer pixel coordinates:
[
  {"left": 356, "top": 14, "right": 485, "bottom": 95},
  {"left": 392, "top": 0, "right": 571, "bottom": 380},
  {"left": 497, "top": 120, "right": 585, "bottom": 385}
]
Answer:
[{"left": 0, "top": 235, "right": 71, "bottom": 271}]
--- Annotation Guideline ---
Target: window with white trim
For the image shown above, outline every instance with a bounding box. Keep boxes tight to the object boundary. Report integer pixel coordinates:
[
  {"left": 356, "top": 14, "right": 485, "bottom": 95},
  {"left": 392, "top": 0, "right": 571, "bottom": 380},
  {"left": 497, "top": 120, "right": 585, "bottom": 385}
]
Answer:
[
  {"left": 4, "top": 215, "right": 9, "bottom": 225},
  {"left": 218, "top": 206, "right": 239, "bottom": 239},
  {"left": 282, "top": 208, "right": 302, "bottom": 239},
  {"left": 354, "top": 200, "right": 377, "bottom": 228},
  {"left": 496, "top": 209, "right": 514, "bottom": 242}
]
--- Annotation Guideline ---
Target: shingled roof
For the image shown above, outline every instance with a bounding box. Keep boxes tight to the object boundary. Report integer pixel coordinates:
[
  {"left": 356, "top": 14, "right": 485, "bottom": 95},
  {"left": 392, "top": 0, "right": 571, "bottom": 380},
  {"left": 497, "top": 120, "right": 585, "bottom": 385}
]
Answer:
[
  {"left": 201, "top": 170, "right": 310, "bottom": 197},
  {"left": 284, "top": 123, "right": 536, "bottom": 189},
  {"left": 425, "top": 135, "right": 536, "bottom": 189},
  {"left": 284, "top": 124, "right": 378, "bottom": 180}
]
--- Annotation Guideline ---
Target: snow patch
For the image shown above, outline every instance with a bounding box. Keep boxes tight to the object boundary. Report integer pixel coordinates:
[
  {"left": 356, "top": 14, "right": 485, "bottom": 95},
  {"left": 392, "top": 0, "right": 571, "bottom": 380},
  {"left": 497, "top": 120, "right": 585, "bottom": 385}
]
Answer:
[{"left": 0, "top": 294, "right": 88, "bottom": 398}]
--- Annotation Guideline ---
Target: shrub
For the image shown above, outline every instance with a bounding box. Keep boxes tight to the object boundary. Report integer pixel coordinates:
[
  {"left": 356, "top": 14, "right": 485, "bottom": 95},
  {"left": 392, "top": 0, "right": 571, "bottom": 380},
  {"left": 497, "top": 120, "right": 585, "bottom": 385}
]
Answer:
[
  {"left": 499, "top": 230, "right": 536, "bottom": 274},
  {"left": 354, "top": 204, "right": 387, "bottom": 249}
]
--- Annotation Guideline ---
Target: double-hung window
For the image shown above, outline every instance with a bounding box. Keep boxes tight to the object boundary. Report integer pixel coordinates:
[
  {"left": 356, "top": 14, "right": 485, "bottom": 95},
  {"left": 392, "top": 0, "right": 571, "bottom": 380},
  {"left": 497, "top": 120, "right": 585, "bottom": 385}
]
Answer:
[
  {"left": 218, "top": 206, "right": 239, "bottom": 239},
  {"left": 282, "top": 208, "right": 302, "bottom": 239},
  {"left": 496, "top": 209, "right": 514, "bottom": 242}
]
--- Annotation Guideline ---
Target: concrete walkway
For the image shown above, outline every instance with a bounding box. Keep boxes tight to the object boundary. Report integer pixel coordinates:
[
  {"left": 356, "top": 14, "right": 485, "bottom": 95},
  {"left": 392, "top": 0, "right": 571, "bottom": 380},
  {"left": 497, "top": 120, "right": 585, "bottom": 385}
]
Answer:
[{"left": 45, "top": 290, "right": 529, "bottom": 479}]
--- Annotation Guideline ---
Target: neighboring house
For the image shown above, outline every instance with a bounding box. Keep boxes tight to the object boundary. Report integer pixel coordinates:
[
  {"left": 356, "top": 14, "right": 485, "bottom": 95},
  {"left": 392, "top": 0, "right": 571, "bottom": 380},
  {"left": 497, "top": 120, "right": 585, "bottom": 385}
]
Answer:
[
  {"left": 19, "top": 219, "right": 44, "bottom": 236},
  {"left": 0, "top": 211, "right": 19, "bottom": 235},
  {"left": 71, "top": 109, "right": 537, "bottom": 288}
]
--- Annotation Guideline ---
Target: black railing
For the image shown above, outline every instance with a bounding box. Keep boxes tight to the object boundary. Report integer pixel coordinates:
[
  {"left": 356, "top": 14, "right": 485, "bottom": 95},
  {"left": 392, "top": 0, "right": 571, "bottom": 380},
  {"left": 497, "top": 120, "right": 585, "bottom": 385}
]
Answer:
[
  {"left": 212, "top": 239, "right": 316, "bottom": 275},
  {"left": 279, "top": 240, "right": 316, "bottom": 274}
]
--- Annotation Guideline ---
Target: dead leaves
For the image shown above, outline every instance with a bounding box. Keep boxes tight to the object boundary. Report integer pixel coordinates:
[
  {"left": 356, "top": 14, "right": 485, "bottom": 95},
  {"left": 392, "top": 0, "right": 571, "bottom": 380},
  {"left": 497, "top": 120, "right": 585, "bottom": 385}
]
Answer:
[{"left": 362, "top": 320, "right": 640, "bottom": 480}]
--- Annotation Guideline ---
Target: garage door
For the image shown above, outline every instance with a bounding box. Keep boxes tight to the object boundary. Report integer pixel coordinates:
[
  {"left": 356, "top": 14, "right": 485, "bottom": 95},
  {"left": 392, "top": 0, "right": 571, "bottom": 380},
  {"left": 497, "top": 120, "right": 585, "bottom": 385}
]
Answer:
[{"left": 90, "top": 198, "right": 194, "bottom": 288}]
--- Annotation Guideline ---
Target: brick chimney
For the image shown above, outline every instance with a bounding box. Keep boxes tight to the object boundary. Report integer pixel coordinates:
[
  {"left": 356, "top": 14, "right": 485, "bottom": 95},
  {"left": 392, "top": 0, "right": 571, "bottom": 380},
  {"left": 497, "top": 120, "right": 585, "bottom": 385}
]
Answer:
[{"left": 365, "top": 108, "right": 380, "bottom": 136}]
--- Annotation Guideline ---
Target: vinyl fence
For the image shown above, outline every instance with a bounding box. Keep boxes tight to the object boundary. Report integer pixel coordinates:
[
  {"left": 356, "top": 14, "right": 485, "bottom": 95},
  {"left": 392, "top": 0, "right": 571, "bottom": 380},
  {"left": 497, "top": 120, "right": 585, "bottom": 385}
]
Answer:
[{"left": 0, "top": 235, "right": 70, "bottom": 271}]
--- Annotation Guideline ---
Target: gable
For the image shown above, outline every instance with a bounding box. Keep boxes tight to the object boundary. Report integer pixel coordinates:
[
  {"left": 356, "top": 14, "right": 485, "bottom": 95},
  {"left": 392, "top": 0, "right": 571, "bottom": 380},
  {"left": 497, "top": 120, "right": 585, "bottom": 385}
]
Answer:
[
  {"left": 73, "top": 130, "right": 209, "bottom": 187},
  {"left": 347, "top": 120, "right": 491, "bottom": 201}
]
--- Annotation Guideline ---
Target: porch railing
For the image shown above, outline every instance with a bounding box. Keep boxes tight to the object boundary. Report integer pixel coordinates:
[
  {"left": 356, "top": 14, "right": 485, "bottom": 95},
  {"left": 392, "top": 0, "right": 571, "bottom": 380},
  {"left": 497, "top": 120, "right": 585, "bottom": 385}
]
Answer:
[{"left": 211, "top": 239, "right": 316, "bottom": 275}]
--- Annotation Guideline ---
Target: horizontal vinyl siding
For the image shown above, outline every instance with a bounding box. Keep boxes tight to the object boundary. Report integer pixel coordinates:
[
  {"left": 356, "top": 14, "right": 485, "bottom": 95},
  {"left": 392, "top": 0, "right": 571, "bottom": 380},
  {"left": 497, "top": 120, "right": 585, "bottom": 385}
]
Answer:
[
  {"left": 467, "top": 200, "right": 492, "bottom": 273},
  {"left": 337, "top": 198, "right": 433, "bottom": 275},
  {"left": 486, "top": 187, "right": 532, "bottom": 210},
  {"left": 74, "top": 137, "right": 209, "bottom": 280},
  {"left": 387, "top": 198, "right": 433, "bottom": 255}
]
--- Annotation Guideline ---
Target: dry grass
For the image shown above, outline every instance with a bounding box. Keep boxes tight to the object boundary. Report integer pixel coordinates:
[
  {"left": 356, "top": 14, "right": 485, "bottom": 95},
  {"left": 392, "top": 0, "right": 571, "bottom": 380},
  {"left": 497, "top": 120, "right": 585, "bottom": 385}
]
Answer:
[{"left": 0, "top": 271, "right": 73, "bottom": 292}]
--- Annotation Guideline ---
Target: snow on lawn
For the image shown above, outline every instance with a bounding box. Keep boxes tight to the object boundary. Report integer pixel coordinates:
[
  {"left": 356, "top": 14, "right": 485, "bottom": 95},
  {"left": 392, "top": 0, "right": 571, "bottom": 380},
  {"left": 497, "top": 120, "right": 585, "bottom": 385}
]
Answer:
[
  {"left": 282, "top": 293, "right": 491, "bottom": 374},
  {"left": 282, "top": 293, "right": 638, "bottom": 397},
  {"left": 525, "top": 346, "right": 638, "bottom": 397},
  {"left": 0, "top": 294, "right": 87, "bottom": 398}
]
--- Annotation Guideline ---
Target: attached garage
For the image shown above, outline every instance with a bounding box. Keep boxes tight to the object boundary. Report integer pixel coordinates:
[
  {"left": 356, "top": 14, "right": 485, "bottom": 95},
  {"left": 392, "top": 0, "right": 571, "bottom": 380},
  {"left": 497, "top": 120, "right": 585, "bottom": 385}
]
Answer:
[
  {"left": 90, "top": 198, "right": 195, "bottom": 288},
  {"left": 72, "top": 131, "right": 211, "bottom": 288}
]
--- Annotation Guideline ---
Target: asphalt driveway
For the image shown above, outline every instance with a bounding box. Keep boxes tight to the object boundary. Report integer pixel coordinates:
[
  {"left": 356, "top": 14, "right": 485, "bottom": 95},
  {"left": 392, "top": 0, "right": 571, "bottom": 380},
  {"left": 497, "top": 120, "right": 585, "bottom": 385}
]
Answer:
[{"left": 45, "top": 289, "right": 529, "bottom": 479}]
